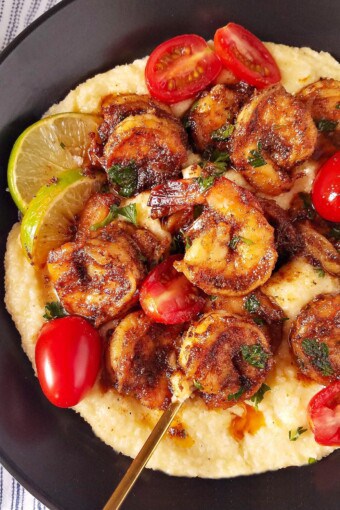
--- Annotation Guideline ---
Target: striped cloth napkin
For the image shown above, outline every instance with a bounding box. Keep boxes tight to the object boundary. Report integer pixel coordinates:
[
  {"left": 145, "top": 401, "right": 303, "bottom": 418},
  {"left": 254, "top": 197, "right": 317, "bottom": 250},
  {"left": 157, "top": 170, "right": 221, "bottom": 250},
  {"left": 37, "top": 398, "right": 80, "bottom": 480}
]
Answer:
[{"left": 0, "top": 2, "right": 61, "bottom": 508}]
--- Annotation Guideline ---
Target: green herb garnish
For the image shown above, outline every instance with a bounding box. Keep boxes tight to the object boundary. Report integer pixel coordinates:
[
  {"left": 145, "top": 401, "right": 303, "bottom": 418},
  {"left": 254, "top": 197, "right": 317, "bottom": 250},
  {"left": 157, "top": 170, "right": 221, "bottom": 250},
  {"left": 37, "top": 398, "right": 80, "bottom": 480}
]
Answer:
[
  {"left": 43, "top": 301, "right": 67, "bottom": 321},
  {"left": 209, "top": 295, "right": 218, "bottom": 302},
  {"left": 253, "top": 317, "right": 265, "bottom": 326},
  {"left": 301, "top": 338, "right": 333, "bottom": 376},
  {"left": 248, "top": 142, "right": 266, "bottom": 168},
  {"left": 308, "top": 457, "right": 317, "bottom": 464},
  {"left": 229, "top": 235, "right": 254, "bottom": 250},
  {"left": 60, "top": 142, "right": 66, "bottom": 150},
  {"left": 241, "top": 344, "right": 269, "bottom": 369},
  {"left": 244, "top": 294, "right": 261, "bottom": 314},
  {"left": 202, "top": 150, "right": 230, "bottom": 174},
  {"left": 108, "top": 162, "right": 138, "bottom": 197},
  {"left": 250, "top": 383, "right": 271, "bottom": 409},
  {"left": 197, "top": 175, "right": 216, "bottom": 192},
  {"left": 314, "top": 118, "right": 338, "bottom": 132},
  {"left": 227, "top": 386, "right": 245, "bottom": 401},
  {"left": 90, "top": 203, "right": 137, "bottom": 231},
  {"left": 314, "top": 266, "right": 325, "bottom": 278},
  {"left": 289, "top": 426, "right": 307, "bottom": 441},
  {"left": 194, "top": 380, "right": 203, "bottom": 391},
  {"left": 211, "top": 123, "right": 234, "bottom": 141}
]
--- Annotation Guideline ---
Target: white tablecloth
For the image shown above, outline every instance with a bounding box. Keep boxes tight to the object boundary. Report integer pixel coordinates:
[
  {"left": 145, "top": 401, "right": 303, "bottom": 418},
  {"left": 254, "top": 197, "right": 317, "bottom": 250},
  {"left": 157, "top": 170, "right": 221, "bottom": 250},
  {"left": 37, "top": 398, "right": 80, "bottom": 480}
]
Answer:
[{"left": 0, "top": 2, "right": 61, "bottom": 508}]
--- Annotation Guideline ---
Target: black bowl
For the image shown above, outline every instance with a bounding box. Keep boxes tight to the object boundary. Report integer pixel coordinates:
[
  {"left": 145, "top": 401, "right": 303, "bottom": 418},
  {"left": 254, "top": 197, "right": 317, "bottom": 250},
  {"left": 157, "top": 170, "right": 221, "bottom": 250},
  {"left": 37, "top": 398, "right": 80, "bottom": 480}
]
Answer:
[{"left": 0, "top": 1, "right": 339, "bottom": 509}]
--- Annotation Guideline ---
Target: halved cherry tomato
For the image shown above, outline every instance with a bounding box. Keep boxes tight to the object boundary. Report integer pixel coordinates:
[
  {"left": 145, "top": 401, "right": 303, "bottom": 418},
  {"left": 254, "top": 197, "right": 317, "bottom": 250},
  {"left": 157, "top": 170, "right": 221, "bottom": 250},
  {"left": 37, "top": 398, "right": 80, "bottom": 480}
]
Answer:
[
  {"left": 145, "top": 34, "right": 222, "bottom": 103},
  {"left": 35, "top": 316, "right": 102, "bottom": 408},
  {"left": 312, "top": 151, "right": 340, "bottom": 222},
  {"left": 214, "top": 23, "right": 281, "bottom": 88},
  {"left": 139, "top": 255, "right": 205, "bottom": 324},
  {"left": 308, "top": 381, "right": 340, "bottom": 446}
]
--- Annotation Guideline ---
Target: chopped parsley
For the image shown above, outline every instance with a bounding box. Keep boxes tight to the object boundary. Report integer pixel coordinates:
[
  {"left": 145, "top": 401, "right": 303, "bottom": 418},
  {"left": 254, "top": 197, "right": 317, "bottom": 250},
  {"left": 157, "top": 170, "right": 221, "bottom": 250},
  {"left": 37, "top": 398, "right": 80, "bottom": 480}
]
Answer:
[
  {"left": 244, "top": 294, "right": 261, "bottom": 314},
  {"left": 202, "top": 150, "right": 230, "bottom": 174},
  {"left": 90, "top": 203, "right": 137, "bottom": 231},
  {"left": 289, "top": 426, "right": 307, "bottom": 441},
  {"left": 229, "top": 235, "right": 254, "bottom": 250},
  {"left": 250, "top": 383, "right": 271, "bottom": 409},
  {"left": 241, "top": 344, "right": 269, "bottom": 369},
  {"left": 108, "top": 162, "right": 138, "bottom": 197},
  {"left": 227, "top": 386, "right": 245, "bottom": 401},
  {"left": 43, "top": 301, "right": 67, "bottom": 321},
  {"left": 253, "top": 317, "right": 265, "bottom": 326},
  {"left": 185, "top": 236, "right": 192, "bottom": 251},
  {"left": 299, "top": 192, "right": 315, "bottom": 220},
  {"left": 314, "top": 118, "right": 338, "bottom": 132},
  {"left": 308, "top": 457, "right": 317, "bottom": 464},
  {"left": 248, "top": 142, "right": 266, "bottom": 168},
  {"left": 194, "top": 380, "right": 203, "bottom": 391},
  {"left": 314, "top": 266, "right": 325, "bottom": 278},
  {"left": 209, "top": 295, "right": 218, "bottom": 302},
  {"left": 301, "top": 338, "right": 333, "bottom": 376},
  {"left": 211, "top": 123, "right": 235, "bottom": 141},
  {"left": 59, "top": 142, "right": 66, "bottom": 150},
  {"left": 197, "top": 175, "right": 216, "bottom": 192}
]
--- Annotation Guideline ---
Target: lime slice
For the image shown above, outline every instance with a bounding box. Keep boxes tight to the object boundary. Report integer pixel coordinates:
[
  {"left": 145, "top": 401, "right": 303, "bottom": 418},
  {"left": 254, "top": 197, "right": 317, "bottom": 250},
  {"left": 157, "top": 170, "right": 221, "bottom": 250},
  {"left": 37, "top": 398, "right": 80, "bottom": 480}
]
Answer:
[
  {"left": 21, "top": 169, "right": 105, "bottom": 267},
  {"left": 8, "top": 113, "right": 102, "bottom": 212}
]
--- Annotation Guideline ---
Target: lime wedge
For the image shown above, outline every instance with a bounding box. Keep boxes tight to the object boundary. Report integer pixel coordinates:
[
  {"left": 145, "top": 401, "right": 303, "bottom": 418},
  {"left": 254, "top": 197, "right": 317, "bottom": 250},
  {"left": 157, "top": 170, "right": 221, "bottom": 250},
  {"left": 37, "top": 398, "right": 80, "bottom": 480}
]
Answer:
[
  {"left": 21, "top": 169, "right": 105, "bottom": 267},
  {"left": 8, "top": 113, "right": 102, "bottom": 212}
]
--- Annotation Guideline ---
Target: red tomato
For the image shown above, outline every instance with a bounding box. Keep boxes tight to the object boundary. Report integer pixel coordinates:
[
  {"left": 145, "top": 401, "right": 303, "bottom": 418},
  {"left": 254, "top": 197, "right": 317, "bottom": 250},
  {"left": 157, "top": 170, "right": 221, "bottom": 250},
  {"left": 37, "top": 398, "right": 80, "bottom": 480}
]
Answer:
[
  {"left": 35, "top": 316, "right": 102, "bottom": 408},
  {"left": 139, "top": 255, "right": 205, "bottom": 324},
  {"left": 145, "top": 34, "right": 222, "bottom": 103},
  {"left": 214, "top": 23, "right": 281, "bottom": 88},
  {"left": 308, "top": 381, "right": 340, "bottom": 446},
  {"left": 312, "top": 151, "right": 340, "bottom": 222}
]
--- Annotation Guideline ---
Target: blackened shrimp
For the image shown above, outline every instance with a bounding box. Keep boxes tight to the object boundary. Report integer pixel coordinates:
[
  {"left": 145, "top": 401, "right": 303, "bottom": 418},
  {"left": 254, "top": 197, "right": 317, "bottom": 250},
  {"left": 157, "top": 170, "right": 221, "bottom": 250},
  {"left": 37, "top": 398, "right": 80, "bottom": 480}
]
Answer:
[
  {"left": 98, "top": 93, "right": 172, "bottom": 140},
  {"left": 231, "top": 85, "right": 317, "bottom": 195},
  {"left": 150, "top": 177, "right": 277, "bottom": 296},
  {"left": 289, "top": 293, "right": 340, "bottom": 385},
  {"left": 103, "top": 113, "right": 188, "bottom": 192},
  {"left": 186, "top": 83, "right": 253, "bottom": 153},
  {"left": 47, "top": 191, "right": 169, "bottom": 326},
  {"left": 106, "top": 310, "right": 182, "bottom": 410},
  {"left": 178, "top": 311, "right": 273, "bottom": 409}
]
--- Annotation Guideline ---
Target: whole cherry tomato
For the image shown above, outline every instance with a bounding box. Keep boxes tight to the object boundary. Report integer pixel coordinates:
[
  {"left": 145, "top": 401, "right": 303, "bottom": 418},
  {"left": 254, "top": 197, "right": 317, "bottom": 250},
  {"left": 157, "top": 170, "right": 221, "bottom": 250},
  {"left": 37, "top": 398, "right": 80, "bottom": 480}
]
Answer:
[
  {"left": 214, "top": 23, "right": 281, "bottom": 88},
  {"left": 139, "top": 255, "right": 205, "bottom": 324},
  {"left": 312, "top": 151, "right": 340, "bottom": 222},
  {"left": 145, "top": 34, "right": 222, "bottom": 103},
  {"left": 35, "top": 316, "right": 102, "bottom": 408},
  {"left": 308, "top": 381, "right": 340, "bottom": 446}
]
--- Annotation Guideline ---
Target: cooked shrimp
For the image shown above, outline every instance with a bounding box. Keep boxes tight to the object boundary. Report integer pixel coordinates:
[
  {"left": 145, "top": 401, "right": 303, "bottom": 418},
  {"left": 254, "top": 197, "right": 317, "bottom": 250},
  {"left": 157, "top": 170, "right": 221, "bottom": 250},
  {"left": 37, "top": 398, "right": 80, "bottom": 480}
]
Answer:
[
  {"left": 298, "top": 78, "right": 340, "bottom": 158},
  {"left": 187, "top": 83, "right": 253, "bottom": 153},
  {"left": 149, "top": 177, "right": 277, "bottom": 296},
  {"left": 298, "top": 79, "right": 340, "bottom": 128},
  {"left": 178, "top": 311, "right": 273, "bottom": 409},
  {"left": 47, "top": 221, "right": 147, "bottom": 326},
  {"left": 98, "top": 93, "right": 172, "bottom": 140},
  {"left": 204, "top": 289, "right": 286, "bottom": 352},
  {"left": 289, "top": 293, "right": 340, "bottom": 385},
  {"left": 231, "top": 85, "right": 317, "bottom": 195},
  {"left": 103, "top": 112, "right": 188, "bottom": 192},
  {"left": 298, "top": 221, "right": 340, "bottom": 276},
  {"left": 106, "top": 310, "right": 182, "bottom": 410}
]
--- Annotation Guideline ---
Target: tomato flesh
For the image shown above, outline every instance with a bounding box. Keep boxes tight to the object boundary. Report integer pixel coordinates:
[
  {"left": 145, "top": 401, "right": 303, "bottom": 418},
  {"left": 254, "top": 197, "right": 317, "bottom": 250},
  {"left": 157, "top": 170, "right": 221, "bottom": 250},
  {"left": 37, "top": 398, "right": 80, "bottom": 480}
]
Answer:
[
  {"left": 145, "top": 34, "right": 222, "bottom": 103},
  {"left": 214, "top": 23, "right": 281, "bottom": 88},
  {"left": 139, "top": 255, "right": 205, "bottom": 324},
  {"left": 308, "top": 381, "right": 340, "bottom": 446},
  {"left": 35, "top": 316, "right": 102, "bottom": 408},
  {"left": 312, "top": 151, "right": 340, "bottom": 222}
]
